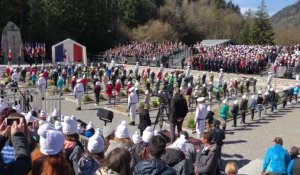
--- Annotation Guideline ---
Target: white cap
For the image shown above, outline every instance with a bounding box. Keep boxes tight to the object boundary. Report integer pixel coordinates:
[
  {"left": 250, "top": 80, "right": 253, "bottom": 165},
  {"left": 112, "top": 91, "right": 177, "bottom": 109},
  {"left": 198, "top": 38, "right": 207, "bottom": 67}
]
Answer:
[
  {"left": 54, "top": 121, "right": 62, "bottom": 131},
  {"left": 270, "top": 88, "right": 274, "bottom": 91},
  {"left": 222, "top": 99, "right": 227, "bottom": 104},
  {"left": 62, "top": 115, "right": 78, "bottom": 135},
  {"left": 86, "top": 122, "right": 94, "bottom": 130},
  {"left": 87, "top": 128, "right": 104, "bottom": 153},
  {"left": 188, "top": 83, "right": 191, "bottom": 87},
  {"left": 169, "top": 134, "right": 187, "bottom": 152},
  {"left": 132, "top": 131, "right": 142, "bottom": 144},
  {"left": 115, "top": 121, "right": 129, "bottom": 138},
  {"left": 234, "top": 100, "right": 238, "bottom": 105},
  {"left": 258, "top": 90, "right": 262, "bottom": 94},
  {"left": 96, "top": 81, "right": 101, "bottom": 86},
  {"left": 197, "top": 97, "right": 205, "bottom": 103},
  {"left": 242, "top": 94, "right": 246, "bottom": 99},
  {"left": 142, "top": 126, "right": 154, "bottom": 143},
  {"left": 77, "top": 79, "right": 81, "bottom": 83},
  {"left": 251, "top": 95, "right": 255, "bottom": 99},
  {"left": 207, "top": 105, "right": 211, "bottom": 111},
  {"left": 38, "top": 124, "right": 64, "bottom": 155}
]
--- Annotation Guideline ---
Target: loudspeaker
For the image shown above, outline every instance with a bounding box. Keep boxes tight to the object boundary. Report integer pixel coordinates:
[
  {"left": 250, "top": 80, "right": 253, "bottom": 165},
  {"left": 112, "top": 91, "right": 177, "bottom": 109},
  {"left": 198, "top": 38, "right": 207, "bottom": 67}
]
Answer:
[{"left": 97, "top": 108, "right": 114, "bottom": 124}]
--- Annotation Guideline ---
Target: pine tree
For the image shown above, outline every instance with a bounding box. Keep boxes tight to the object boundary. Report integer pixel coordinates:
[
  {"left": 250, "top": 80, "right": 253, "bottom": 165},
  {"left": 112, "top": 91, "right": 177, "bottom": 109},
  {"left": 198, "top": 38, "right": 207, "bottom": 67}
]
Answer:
[{"left": 252, "top": 0, "right": 274, "bottom": 44}]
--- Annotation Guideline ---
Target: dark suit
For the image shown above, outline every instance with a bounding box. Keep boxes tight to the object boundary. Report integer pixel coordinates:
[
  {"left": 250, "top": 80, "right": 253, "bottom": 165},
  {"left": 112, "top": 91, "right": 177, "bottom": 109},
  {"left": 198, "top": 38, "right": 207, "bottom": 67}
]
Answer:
[{"left": 138, "top": 109, "right": 151, "bottom": 135}]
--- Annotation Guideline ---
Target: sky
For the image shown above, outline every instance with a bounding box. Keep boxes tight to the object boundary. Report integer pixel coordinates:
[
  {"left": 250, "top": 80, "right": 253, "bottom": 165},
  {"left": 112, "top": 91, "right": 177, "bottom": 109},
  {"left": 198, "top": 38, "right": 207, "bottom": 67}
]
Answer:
[{"left": 227, "top": 0, "right": 298, "bottom": 16}]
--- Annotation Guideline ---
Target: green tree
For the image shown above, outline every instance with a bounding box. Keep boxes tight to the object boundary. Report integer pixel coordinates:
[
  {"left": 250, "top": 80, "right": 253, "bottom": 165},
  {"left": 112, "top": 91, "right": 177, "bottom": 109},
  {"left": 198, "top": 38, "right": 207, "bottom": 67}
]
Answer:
[{"left": 252, "top": 0, "right": 274, "bottom": 44}]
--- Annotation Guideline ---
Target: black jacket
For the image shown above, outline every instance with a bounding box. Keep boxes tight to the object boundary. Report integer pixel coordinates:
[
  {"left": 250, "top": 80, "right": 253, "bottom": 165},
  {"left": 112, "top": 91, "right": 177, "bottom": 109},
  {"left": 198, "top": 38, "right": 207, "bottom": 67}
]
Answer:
[
  {"left": 138, "top": 109, "right": 151, "bottom": 131},
  {"left": 0, "top": 133, "right": 32, "bottom": 175},
  {"left": 210, "top": 128, "right": 225, "bottom": 146},
  {"left": 231, "top": 104, "right": 239, "bottom": 115},
  {"left": 269, "top": 91, "right": 276, "bottom": 102},
  {"left": 162, "top": 148, "right": 194, "bottom": 175},
  {"left": 169, "top": 93, "right": 188, "bottom": 123},
  {"left": 194, "top": 145, "right": 218, "bottom": 175},
  {"left": 240, "top": 99, "right": 248, "bottom": 112},
  {"left": 257, "top": 96, "right": 263, "bottom": 105},
  {"left": 282, "top": 90, "right": 289, "bottom": 101},
  {"left": 134, "top": 158, "right": 176, "bottom": 175}
]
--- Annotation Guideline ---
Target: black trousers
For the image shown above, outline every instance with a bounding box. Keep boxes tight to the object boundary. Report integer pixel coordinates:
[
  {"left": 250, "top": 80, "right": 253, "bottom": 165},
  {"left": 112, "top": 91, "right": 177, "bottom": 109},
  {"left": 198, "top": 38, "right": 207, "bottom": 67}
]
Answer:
[
  {"left": 251, "top": 109, "right": 255, "bottom": 120},
  {"left": 95, "top": 92, "right": 100, "bottom": 104},
  {"left": 241, "top": 111, "right": 246, "bottom": 123},
  {"left": 170, "top": 120, "right": 183, "bottom": 143},
  {"left": 232, "top": 114, "right": 237, "bottom": 127},
  {"left": 283, "top": 100, "right": 287, "bottom": 108}
]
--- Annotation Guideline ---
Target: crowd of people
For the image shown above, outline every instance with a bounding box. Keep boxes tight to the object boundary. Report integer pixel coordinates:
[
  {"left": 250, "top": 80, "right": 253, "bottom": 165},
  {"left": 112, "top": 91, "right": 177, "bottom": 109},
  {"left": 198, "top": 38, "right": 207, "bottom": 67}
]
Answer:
[
  {"left": 104, "top": 41, "right": 185, "bottom": 62},
  {"left": 1, "top": 54, "right": 300, "bottom": 174}
]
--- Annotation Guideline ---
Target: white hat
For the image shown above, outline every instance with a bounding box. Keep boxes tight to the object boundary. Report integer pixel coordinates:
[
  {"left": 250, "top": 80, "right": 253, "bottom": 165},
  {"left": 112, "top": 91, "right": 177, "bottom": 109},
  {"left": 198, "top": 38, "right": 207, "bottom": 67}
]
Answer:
[
  {"left": 62, "top": 115, "right": 78, "bottom": 135},
  {"left": 87, "top": 128, "right": 104, "bottom": 153},
  {"left": 127, "top": 81, "right": 131, "bottom": 85},
  {"left": 12, "top": 106, "right": 21, "bottom": 114},
  {"left": 242, "top": 94, "right": 246, "bottom": 99},
  {"left": 93, "top": 75, "right": 97, "bottom": 79},
  {"left": 145, "top": 90, "right": 149, "bottom": 95},
  {"left": 77, "top": 79, "right": 82, "bottom": 83},
  {"left": 115, "top": 121, "right": 129, "bottom": 138},
  {"left": 103, "top": 126, "right": 115, "bottom": 138},
  {"left": 132, "top": 131, "right": 142, "bottom": 144},
  {"left": 270, "top": 88, "right": 274, "bottom": 91},
  {"left": 142, "top": 126, "right": 154, "bottom": 143},
  {"left": 96, "top": 81, "right": 101, "bottom": 86},
  {"left": 25, "top": 112, "right": 37, "bottom": 124},
  {"left": 39, "top": 73, "right": 43, "bottom": 77},
  {"left": 251, "top": 95, "right": 255, "bottom": 99},
  {"left": 154, "top": 130, "right": 159, "bottom": 136},
  {"left": 258, "top": 90, "right": 262, "bottom": 94},
  {"left": 234, "top": 100, "right": 238, "bottom": 105},
  {"left": 38, "top": 124, "right": 64, "bottom": 156},
  {"left": 170, "top": 134, "right": 187, "bottom": 152},
  {"left": 220, "top": 68, "right": 223, "bottom": 71},
  {"left": 197, "top": 97, "right": 205, "bottom": 103},
  {"left": 51, "top": 108, "right": 58, "bottom": 117},
  {"left": 222, "top": 99, "right": 227, "bottom": 104},
  {"left": 129, "top": 87, "right": 135, "bottom": 92},
  {"left": 54, "top": 121, "right": 62, "bottom": 131},
  {"left": 203, "top": 84, "right": 206, "bottom": 87},
  {"left": 275, "top": 90, "right": 279, "bottom": 93},
  {"left": 264, "top": 92, "right": 269, "bottom": 95},
  {"left": 86, "top": 122, "right": 94, "bottom": 130},
  {"left": 188, "top": 83, "right": 191, "bottom": 87}
]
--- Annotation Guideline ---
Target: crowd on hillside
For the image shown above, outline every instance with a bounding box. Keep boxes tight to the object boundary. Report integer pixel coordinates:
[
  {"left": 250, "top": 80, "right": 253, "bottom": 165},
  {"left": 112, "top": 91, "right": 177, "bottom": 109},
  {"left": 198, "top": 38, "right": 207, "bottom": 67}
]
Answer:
[
  {"left": 1, "top": 59, "right": 300, "bottom": 174},
  {"left": 104, "top": 41, "right": 185, "bottom": 61}
]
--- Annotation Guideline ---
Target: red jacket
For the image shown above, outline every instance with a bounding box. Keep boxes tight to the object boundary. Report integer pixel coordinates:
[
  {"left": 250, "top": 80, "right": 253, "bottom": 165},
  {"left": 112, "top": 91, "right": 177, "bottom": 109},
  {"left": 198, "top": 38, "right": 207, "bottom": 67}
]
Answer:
[
  {"left": 81, "top": 78, "right": 87, "bottom": 87},
  {"left": 43, "top": 71, "right": 49, "bottom": 80},
  {"left": 5, "top": 67, "right": 10, "bottom": 76},
  {"left": 106, "top": 84, "right": 113, "bottom": 96},
  {"left": 157, "top": 71, "right": 162, "bottom": 80},
  {"left": 115, "top": 83, "right": 121, "bottom": 93},
  {"left": 126, "top": 84, "right": 132, "bottom": 95}
]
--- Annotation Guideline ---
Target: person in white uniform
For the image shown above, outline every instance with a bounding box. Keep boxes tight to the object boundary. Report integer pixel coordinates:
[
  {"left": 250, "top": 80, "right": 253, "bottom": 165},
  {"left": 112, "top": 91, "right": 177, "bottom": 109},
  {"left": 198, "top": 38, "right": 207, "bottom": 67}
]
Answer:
[
  {"left": 128, "top": 87, "right": 138, "bottom": 126},
  {"left": 267, "top": 71, "right": 273, "bottom": 90},
  {"left": 37, "top": 74, "right": 47, "bottom": 100},
  {"left": 218, "top": 68, "right": 224, "bottom": 86},
  {"left": 74, "top": 79, "right": 84, "bottom": 110},
  {"left": 11, "top": 69, "right": 19, "bottom": 83},
  {"left": 194, "top": 97, "right": 207, "bottom": 139}
]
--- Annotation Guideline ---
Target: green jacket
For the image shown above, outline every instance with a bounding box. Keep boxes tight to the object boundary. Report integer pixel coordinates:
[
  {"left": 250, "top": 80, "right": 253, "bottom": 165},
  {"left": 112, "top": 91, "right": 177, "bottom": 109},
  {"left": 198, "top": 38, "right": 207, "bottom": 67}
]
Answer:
[
  {"left": 220, "top": 104, "right": 229, "bottom": 120},
  {"left": 168, "top": 75, "right": 174, "bottom": 85}
]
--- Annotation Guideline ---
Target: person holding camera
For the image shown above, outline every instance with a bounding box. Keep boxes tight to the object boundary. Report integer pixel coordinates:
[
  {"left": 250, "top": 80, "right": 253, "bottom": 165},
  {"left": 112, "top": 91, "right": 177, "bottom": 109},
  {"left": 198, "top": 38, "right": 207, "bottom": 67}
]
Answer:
[{"left": 169, "top": 88, "right": 188, "bottom": 143}]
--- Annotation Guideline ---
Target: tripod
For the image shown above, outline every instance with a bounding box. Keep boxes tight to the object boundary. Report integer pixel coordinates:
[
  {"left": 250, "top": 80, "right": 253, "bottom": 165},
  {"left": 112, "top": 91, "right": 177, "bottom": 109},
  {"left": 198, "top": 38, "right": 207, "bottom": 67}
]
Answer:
[{"left": 153, "top": 103, "right": 169, "bottom": 131}]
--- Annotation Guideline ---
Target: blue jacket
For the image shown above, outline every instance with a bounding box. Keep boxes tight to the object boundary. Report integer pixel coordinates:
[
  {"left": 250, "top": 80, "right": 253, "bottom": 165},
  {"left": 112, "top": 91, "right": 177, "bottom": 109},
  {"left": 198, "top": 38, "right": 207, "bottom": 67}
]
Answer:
[
  {"left": 249, "top": 99, "right": 257, "bottom": 110},
  {"left": 293, "top": 86, "right": 299, "bottom": 95},
  {"left": 262, "top": 144, "right": 291, "bottom": 174}
]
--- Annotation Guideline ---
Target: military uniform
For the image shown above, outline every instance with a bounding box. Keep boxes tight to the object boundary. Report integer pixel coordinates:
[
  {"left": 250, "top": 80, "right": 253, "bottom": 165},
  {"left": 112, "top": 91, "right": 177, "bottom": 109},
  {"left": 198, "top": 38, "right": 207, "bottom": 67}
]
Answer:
[
  {"left": 74, "top": 79, "right": 84, "bottom": 110},
  {"left": 128, "top": 87, "right": 138, "bottom": 125},
  {"left": 37, "top": 74, "right": 47, "bottom": 100}
]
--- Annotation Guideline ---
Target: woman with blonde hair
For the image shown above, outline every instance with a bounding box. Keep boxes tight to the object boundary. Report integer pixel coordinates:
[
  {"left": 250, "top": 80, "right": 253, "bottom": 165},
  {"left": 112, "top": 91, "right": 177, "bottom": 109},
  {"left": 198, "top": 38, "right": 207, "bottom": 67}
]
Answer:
[
  {"left": 225, "top": 161, "right": 238, "bottom": 175},
  {"left": 29, "top": 124, "right": 74, "bottom": 175}
]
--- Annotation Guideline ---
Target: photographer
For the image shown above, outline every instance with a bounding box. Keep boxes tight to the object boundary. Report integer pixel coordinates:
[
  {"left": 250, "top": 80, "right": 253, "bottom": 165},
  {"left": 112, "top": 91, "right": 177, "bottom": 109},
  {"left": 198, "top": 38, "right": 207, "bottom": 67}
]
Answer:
[{"left": 169, "top": 87, "right": 188, "bottom": 143}]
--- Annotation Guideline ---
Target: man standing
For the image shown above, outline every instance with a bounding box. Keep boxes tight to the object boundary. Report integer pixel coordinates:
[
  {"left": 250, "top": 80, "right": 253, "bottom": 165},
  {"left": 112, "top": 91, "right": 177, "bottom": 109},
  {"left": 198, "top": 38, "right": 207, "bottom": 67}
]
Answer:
[
  {"left": 37, "top": 74, "right": 46, "bottom": 100},
  {"left": 257, "top": 91, "right": 263, "bottom": 118},
  {"left": 262, "top": 137, "right": 291, "bottom": 175},
  {"left": 194, "top": 132, "right": 219, "bottom": 175},
  {"left": 11, "top": 69, "right": 19, "bottom": 83},
  {"left": 74, "top": 79, "right": 84, "bottom": 110},
  {"left": 218, "top": 68, "right": 224, "bottom": 85},
  {"left": 231, "top": 100, "right": 239, "bottom": 127},
  {"left": 210, "top": 120, "right": 225, "bottom": 171},
  {"left": 240, "top": 94, "right": 248, "bottom": 124},
  {"left": 128, "top": 87, "right": 138, "bottom": 126},
  {"left": 194, "top": 97, "right": 207, "bottom": 139},
  {"left": 169, "top": 88, "right": 188, "bottom": 142},
  {"left": 267, "top": 72, "right": 272, "bottom": 90}
]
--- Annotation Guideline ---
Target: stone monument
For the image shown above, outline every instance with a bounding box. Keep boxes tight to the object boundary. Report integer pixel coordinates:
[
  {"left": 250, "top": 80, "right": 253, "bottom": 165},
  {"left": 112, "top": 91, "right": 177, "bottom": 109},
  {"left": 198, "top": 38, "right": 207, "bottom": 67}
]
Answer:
[{"left": 1, "top": 21, "right": 23, "bottom": 65}]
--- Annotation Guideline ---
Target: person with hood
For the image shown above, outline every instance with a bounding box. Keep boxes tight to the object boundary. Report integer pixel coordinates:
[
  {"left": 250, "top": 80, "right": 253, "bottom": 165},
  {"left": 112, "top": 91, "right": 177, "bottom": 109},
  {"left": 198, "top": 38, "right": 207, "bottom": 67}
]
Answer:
[
  {"left": 169, "top": 88, "right": 188, "bottom": 143},
  {"left": 78, "top": 128, "right": 105, "bottom": 175},
  {"left": 62, "top": 115, "right": 84, "bottom": 175},
  {"left": 240, "top": 94, "right": 248, "bottom": 124},
  {"left": 162, "top": 135, "right": 194, "bottom": 175},
  {"left": 194, "top": 132, "right": 219, "bottom": 175},
  {"left": 134, "top": 135, "right": 176, "bottom": 175},
  {"left": 194, "top": 97, "right": 207, "bottom": 139},
  {"left": 231, "top": 100, "right": 239, "bottom": 127}
]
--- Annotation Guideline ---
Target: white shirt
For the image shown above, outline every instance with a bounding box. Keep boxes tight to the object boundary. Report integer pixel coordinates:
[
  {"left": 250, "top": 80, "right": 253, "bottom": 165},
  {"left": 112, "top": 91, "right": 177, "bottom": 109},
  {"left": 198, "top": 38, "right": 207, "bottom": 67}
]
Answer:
[
  {"left": 267, "top": 75, "right": 272, "bottom": 85},
  {"left": 74, "top": 83, "right": 84, "bottom": 95},
  {"left": 195, "top": 103, "right": 207, "bottom": 121},
  {"left": 11, "top": 72, "right": 19, "bottom": 82},
  {"left": 37, "top": 77, "right": 46, "bottom": 86},
  {"left": 128, "top": 92, "right": 138, "bottom": 106}
]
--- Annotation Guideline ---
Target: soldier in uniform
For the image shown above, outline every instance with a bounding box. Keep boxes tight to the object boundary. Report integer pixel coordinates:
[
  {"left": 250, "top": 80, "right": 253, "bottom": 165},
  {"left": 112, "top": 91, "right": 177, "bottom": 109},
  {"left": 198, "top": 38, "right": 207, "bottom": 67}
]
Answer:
[
  {"left": 74, "top": 79, "right": 84, "bottom": 110},
  {"left": 128, "top": 87, "right": 138, "bottom": 125},
  {"left": 37, "top": 73, "right": 47, "bottom": 100},
  {"left": 194, "top": 97, "right": 207, "bottom": 139},
  {"left": 240, "top": 94, "right": 248, "bottom": 124}
]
